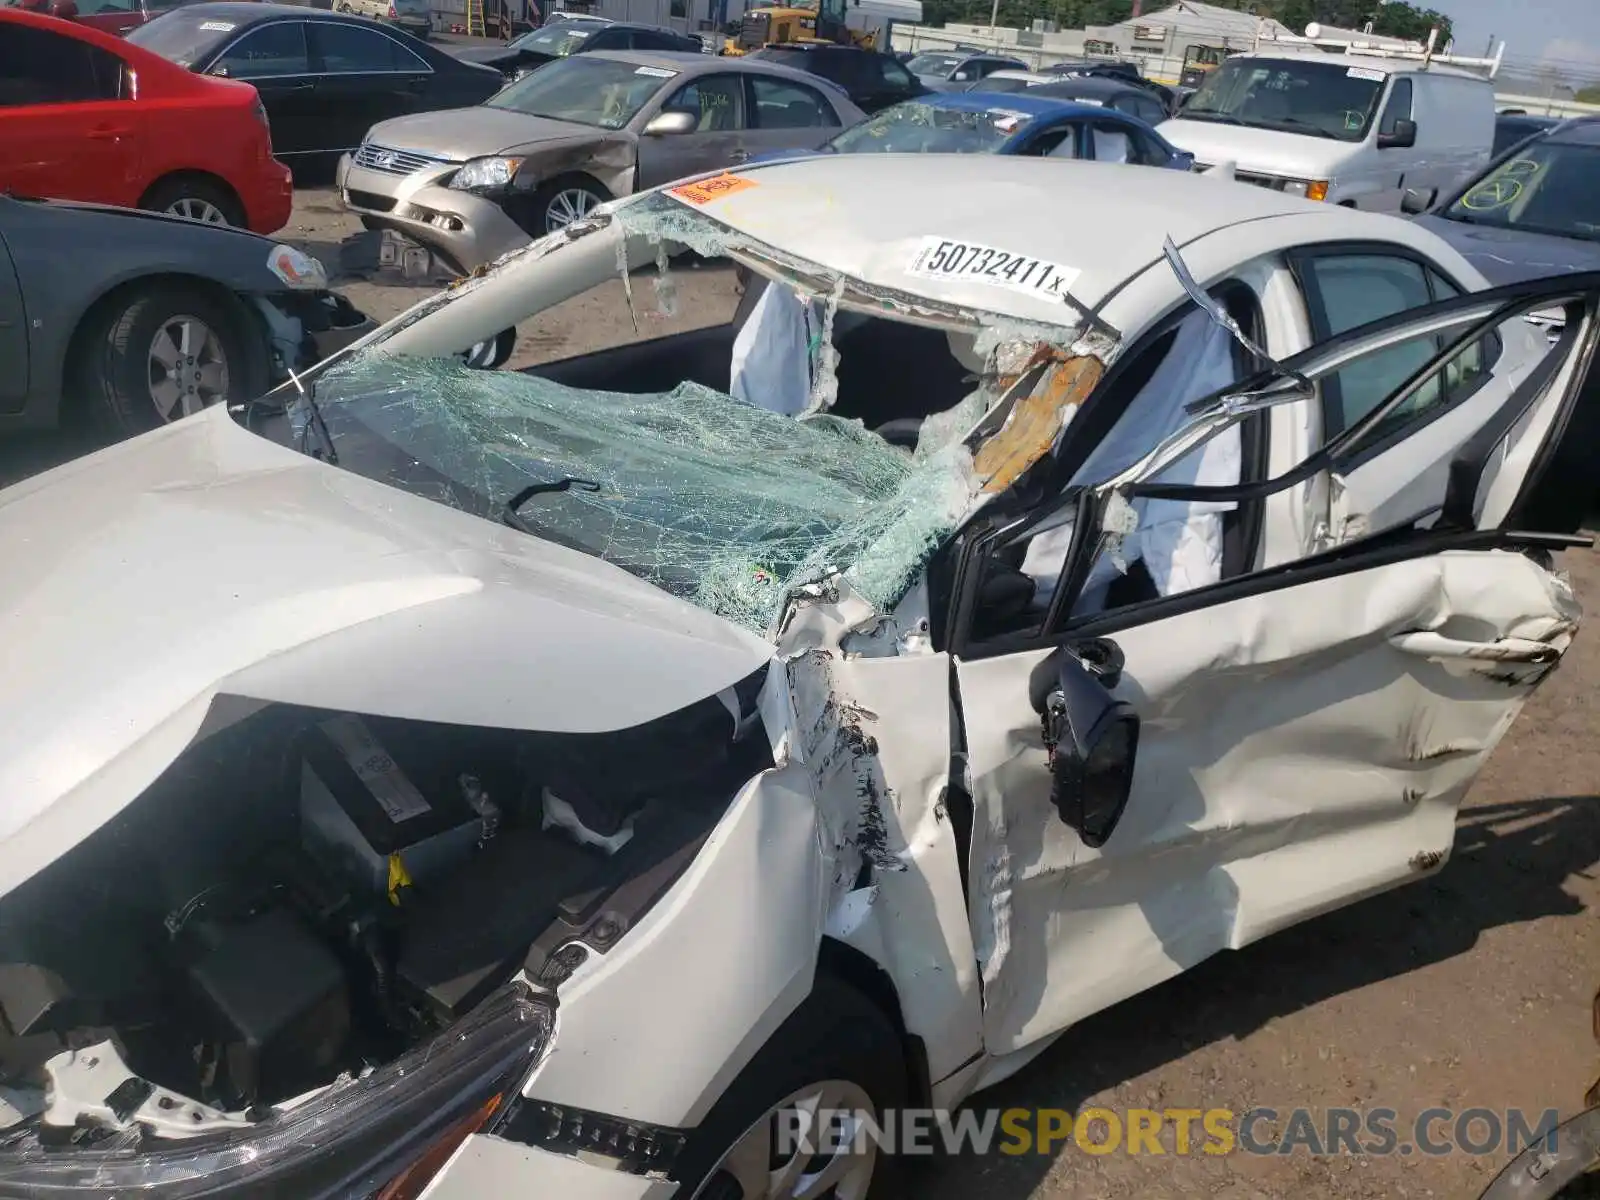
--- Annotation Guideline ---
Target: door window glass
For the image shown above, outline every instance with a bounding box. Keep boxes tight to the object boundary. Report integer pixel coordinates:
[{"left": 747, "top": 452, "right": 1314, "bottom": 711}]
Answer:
[
  {"left": 1027, "top": 125, "right": 1080, "bottom": 158},
  {"left": 748, "top": 76, "right": 838, "bottom": 128},
  {"left": 632, "top": 28, "right": 684, "bottom": 50},
  {"left": 313, "top": 23, "right": 426, "bottom": 72},
  {"left": 1302, "top": 254, "right": 1496, "bottom": 438},
  {"left": 1378, "top": 77, "right": 1413, "bottom": 135},
  {"left": 76, "top": 0, "right": 138, "bottom": 14},
  {"left": 1089, "top": 122, "right": 1132, "bottom": 163},
  {"left": 0, "top": 26, "right": 126, "bottom": 106},
  {"left": 665, "top": 74, "right": 745, "bottom": 130},
  {"left": 213, "top": 23, "right": 311, "bottom": 78},
  {"left": 877, "top": 56, "right": 915, "bottom": 89}
]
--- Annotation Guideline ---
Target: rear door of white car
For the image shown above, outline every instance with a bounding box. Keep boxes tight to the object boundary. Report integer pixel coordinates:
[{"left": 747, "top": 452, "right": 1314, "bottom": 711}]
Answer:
[{"left": 940, "top": 273, "right": 1600, "bottom": 1055}]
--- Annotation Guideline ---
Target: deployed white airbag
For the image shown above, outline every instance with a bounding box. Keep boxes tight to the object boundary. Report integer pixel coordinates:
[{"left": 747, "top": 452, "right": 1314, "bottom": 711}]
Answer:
[
  {"left": 1024, "top": 308, "right": 1240, "bottom": 606},
  {"left": 729, "top": 283, "right": 817, "bottom": 416}
]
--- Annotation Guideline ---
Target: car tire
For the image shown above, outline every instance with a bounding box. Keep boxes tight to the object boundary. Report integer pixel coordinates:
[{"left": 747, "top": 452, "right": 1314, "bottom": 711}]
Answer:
[
  {"left": 527, "top": 176, "right": 609, "bottom": 236},
  {"left": 673, "top": 977, "right": 908, "bottom": 1199},
  {"left": 76, "top": 284, "right": 267, "bottom": 444},
  {"left": 140, "top": 177, "right": 246, "bottom": 228}
]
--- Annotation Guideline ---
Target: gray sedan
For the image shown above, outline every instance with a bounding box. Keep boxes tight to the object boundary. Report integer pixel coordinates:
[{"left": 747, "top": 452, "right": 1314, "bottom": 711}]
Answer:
[
  {"left": 336, "top": 50, "right": 865, "bottom": 273},
  {"left": 0, "top": 196, "right": 371, "bottom": 445}
]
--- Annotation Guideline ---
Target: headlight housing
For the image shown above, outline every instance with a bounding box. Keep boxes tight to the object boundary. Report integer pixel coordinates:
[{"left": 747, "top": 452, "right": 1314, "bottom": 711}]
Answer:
[
  {"left": 1281, "top": 179, "right": 1331, "bottom": 201},
  {"left": 0, "top": 984, "right": 550, "bottom": 1198},
  {"left": 449, "top": 156, "right": 525, "bottom": 192},
  {"left": 267, "top": 244, "right": 329, "bottom": 291}
]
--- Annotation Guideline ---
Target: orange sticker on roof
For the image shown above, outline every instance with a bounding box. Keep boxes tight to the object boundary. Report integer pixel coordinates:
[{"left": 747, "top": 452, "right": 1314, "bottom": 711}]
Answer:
[{"left": 669, "top": 174, "right": 757, "bottom": 205}]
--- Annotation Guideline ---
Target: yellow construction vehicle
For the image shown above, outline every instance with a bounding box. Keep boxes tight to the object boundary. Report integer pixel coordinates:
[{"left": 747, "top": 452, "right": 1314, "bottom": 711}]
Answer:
[{"left": 721, "top": 0, "right": 875, "bottom": 56}]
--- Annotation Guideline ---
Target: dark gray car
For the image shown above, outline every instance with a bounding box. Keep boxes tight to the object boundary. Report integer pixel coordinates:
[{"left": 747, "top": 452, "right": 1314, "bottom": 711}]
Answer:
[
  {"left": 1408, "top": 117, "right": 1600, "bottom": 286},
  {"left": 0, "top": 196, "right": 370, "bottom": 443}
]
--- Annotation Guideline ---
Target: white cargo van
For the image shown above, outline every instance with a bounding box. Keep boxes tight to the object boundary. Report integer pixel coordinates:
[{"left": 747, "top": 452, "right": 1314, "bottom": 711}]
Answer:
[{"left": 1158, "top": 51, "right": 1495, "bottom": 212}]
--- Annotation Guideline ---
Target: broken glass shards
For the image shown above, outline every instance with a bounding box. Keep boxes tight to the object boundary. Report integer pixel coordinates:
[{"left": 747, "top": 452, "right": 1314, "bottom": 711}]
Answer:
[{"left": 311, "top": 357, "right": 975, "bottom": 635}]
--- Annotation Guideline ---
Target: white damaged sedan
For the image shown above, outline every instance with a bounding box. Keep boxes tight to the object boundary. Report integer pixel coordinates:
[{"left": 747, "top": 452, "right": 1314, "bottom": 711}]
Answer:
[{"left": 1, "top": 156, "right": 1597, "bottom": 1199}]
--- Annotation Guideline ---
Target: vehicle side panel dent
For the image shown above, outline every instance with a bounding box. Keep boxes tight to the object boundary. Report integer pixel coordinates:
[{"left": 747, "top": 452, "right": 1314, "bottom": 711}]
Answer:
[
  {"left": 790, "top": 648, "right": 985, "bottom": 1091},
  {"left": 958, "top": 547, "right": 1577, "bottom": 1054},
  {"left": 517, "top": 134, "right": 637, "bottom": 203},
  {"left": 516, "top": 758, "right": 826, "bottom": 1128}
]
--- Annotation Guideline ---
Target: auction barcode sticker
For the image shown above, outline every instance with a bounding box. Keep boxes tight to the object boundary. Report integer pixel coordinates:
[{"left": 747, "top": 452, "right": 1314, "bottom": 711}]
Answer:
[
  {"left": 905, "top": 236, "right": 1081, "bottom": 300},
  {"left": 1347, "top": 66, "right": 1387, "bottom": 82}
]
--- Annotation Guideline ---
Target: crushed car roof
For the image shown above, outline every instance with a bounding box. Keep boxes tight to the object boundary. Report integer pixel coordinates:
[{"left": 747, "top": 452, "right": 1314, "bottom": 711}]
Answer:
[{"left": 656, "top": 154, "right": 1333, "bottom": 324}]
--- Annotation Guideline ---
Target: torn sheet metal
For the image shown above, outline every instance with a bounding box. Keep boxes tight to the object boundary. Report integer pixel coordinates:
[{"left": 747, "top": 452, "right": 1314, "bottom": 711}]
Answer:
[
  {"left": 973, "top": 353, "right": 1104, "bottom": 493},
  {"left": 519, "top": 760, "right": 823, "bottom": 1127},
  {"left": 957, "top": 547, "right": 1577, "bottom": 1054},
  {"left": 789, "top": 648, "right": 984, "bottom": 1088}
]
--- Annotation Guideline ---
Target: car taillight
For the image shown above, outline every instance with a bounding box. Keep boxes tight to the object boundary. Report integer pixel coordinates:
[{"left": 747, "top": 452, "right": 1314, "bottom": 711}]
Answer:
[{"left": 252, "top": 95, "right": 273, "bottom": 152}]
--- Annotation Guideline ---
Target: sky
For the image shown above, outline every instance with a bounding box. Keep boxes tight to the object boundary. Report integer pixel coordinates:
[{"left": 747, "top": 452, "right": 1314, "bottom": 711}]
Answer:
[{"left": 1437, "top": 0, "right": 1600, "bottom": 77}]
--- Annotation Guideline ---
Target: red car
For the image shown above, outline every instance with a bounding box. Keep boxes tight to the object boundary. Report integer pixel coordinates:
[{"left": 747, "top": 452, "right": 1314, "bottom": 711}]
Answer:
[
  {"left": 11, "top": 0, "right": 210, "bottom": 37},
  {"left": 0, "top": 9, "right": 292, "bottom": 233}
]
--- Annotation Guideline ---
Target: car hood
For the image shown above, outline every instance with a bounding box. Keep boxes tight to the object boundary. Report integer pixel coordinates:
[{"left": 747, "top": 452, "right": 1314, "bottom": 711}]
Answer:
[
  {"left": 451, "top": 43, "right": 547, "bottom": 67},
  {"left": 1156, "top": 117, "right": 1358, "bottom": 176},
  {"left": 1412, "top": 214, "right": 1600, "bottom": 285},
  {"left": 364, "top": 106, "right": 609, "bottom": 160},
  {"left": 0, "top": 407, "right": 772, "bottom": 895}
]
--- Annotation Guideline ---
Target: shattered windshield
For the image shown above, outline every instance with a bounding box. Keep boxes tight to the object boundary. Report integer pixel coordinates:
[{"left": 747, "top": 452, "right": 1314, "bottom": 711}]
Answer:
[
  {"left": 827, "top": 101, "right": 1032, "bottom": 154},
  {"left": 306, "top": 356, "right": 977, "bottom": 633}
]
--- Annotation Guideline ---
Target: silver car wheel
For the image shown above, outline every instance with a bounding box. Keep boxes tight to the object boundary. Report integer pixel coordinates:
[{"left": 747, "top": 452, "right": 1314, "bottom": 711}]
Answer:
[
  {"left": 165, "top": 196, "right": 230, "bottom": 225},
  {"left": 544, "top": 187, "right": 600, "bottom": 232},
  {"left": 147, "top": 315, "right": 230, "bottom": 422},
  {"left": 693, "top": 1079, "right": 878, "bottom": 1200}
]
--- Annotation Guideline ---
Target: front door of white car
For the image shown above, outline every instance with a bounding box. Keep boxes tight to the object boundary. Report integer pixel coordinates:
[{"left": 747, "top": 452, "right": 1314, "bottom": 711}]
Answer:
[{"left": 943, "top": 274, "right": 1600, "bottom": 1055}]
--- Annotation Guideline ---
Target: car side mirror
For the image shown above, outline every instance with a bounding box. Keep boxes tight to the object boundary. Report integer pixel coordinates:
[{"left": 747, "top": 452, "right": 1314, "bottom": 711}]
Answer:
[
  {"left": 953, "top": 70, "right": 972, "bottom": 81},
  {"left": 1400, "top": 185, "right": 1436, "bottom": 215},
  {"left": 1378, "top": 118, "right": 1417, "bottom": 149},
  {"left": 1027, "top": 639, "right": 1140, "bottom": 847},
  {"left": 643, "top": 109, "right": 697, "bottom": 136}
]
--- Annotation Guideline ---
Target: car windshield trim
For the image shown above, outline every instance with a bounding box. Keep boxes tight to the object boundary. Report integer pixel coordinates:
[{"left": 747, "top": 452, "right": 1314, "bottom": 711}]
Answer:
[
  {"left": 483, "top": 55, "right": 669, "bottom": 127},
  {"left": 1180, "top": 57, "right": 1386, "bottom": 143}
]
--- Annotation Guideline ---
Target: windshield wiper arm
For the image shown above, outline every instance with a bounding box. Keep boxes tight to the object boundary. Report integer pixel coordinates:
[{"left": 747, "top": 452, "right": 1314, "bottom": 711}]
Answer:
[
  {"left": 286, "top": 368, "right": 337, "bottom": 465},
  {"left": 1179, "top": 111, "right": 1244, "bottom": 125},
  {"left": 502, "top": 476, "right": 600, "bottom": 534}
]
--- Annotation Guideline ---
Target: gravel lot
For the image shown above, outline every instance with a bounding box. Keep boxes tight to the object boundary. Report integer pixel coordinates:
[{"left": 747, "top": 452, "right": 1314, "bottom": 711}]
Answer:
[{"left": 11, "top": 185, "right": 1600, "bottom": 1199}]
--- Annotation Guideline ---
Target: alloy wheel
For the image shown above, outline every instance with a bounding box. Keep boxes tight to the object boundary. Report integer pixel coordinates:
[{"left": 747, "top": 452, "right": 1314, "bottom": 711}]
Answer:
[
  {"left": 146, "top": 315, "right": 230, "bottom": 421},
  {"left": 693, "top": 1079, "right": 878, "bottom": 1200},
  {"left": 544, "top": 187, "right": 600, "bottom": 232},
  {"left": 164, "top": 197, "right": 230, "bottom": 225}
]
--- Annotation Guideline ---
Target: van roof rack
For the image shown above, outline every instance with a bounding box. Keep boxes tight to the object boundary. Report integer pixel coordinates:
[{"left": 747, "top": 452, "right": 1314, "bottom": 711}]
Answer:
[{"left": 1252, "top": 23, "right": 1505, "bottom": 78}]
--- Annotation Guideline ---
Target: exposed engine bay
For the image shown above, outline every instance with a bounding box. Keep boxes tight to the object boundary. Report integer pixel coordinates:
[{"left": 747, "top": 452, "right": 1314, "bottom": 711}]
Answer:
[{"left": 0, "top": 680, "right": 771, "bottom": 1140}]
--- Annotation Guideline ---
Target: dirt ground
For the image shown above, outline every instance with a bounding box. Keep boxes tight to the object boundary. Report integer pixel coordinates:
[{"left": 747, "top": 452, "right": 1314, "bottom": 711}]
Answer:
[{"left": 15, "top": 186, "right": 1600, "bottom": 1199}]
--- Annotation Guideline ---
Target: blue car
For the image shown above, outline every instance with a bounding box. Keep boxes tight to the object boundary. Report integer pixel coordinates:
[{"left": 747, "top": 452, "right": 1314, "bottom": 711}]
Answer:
[{"left": 748, "top": 91, "right": 1194, "bottom": 169}]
